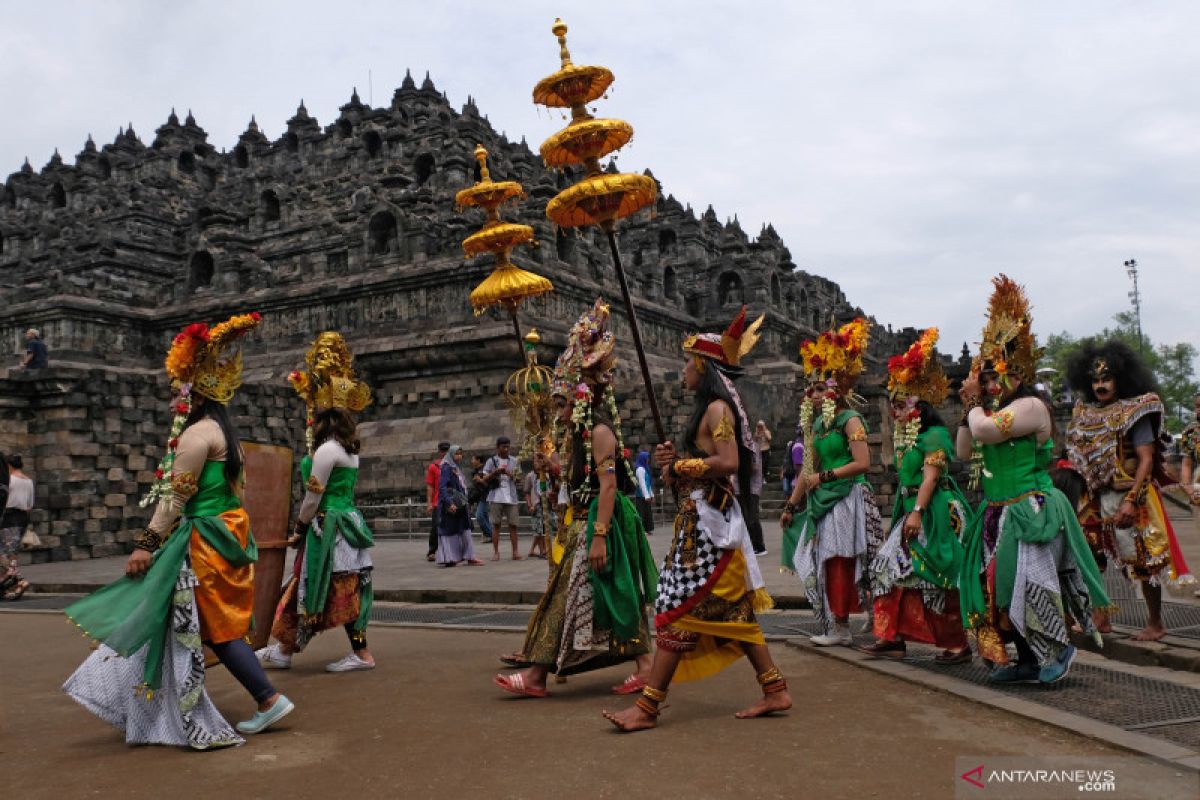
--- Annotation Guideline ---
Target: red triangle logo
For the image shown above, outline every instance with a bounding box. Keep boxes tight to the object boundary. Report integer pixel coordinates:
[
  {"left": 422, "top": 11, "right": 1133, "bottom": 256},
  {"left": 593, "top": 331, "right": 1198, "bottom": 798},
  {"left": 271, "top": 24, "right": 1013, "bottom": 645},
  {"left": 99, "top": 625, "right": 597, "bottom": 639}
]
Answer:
[{"left": 961, "top": 765, "right": 986, "bottom": 789}]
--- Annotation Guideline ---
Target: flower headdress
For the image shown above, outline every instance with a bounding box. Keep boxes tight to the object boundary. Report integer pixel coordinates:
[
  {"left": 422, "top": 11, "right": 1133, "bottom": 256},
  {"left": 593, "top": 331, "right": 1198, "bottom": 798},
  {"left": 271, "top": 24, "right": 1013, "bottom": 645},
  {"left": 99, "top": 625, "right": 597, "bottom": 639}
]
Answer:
[
  {"left": 683, "top": 305, "right": 765, "bottom": 454},
  {"left": 552, "top": 298, "right": 632, "bottom": 502},
  {"left": 289, "top": 331, "right": 373, "bottom": 454},
  {"left": 142, "top": 311, "right": 263, "bottom": 506},
  {"left": 886, "top": 328, "right": 949, "bottom": 456},
  {"left": 974, "top": 274, "right": 1041, "bottom": 392},
  {"left": 886, "top": 328, "right": 950, "bottom": 404},
  {"left": 796, "top": 318, "right": 872, "bottom": 445}
]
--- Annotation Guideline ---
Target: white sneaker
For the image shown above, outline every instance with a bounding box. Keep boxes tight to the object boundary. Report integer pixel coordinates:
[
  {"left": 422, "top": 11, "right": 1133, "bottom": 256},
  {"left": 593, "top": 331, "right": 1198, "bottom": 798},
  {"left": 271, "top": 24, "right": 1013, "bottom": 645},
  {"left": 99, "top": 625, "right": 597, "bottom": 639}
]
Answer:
[
  {"left": 256, "top": 643, "right": 292, "bottom": 669},
  {"left": 810, "top": 624, "right": 852, "bottom": 647},
  {"left": 326, "top": 652, "right": 376, "bottom": 673}
]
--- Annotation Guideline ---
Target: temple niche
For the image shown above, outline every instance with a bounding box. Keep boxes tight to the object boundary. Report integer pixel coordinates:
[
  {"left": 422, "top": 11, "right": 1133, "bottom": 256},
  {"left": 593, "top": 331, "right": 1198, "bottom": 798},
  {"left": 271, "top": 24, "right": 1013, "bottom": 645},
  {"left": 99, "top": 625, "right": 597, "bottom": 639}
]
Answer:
[{"left": 0, "top": 71, "right": 897, "bottom": 561}]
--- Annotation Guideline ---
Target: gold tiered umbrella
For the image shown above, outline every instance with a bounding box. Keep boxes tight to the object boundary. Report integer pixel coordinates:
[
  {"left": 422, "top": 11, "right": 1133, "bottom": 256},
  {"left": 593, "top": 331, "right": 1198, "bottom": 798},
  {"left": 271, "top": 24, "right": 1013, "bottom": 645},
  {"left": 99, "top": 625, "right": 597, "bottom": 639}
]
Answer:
[
  {"left": 456, "top": 144, "right": 554, "bottom": 359},
  {"left": 533, "top": 18, "right": 664, "bottom": 440},
  {"left": 504, "top": 329, "right": 555, "bottom": 459}
]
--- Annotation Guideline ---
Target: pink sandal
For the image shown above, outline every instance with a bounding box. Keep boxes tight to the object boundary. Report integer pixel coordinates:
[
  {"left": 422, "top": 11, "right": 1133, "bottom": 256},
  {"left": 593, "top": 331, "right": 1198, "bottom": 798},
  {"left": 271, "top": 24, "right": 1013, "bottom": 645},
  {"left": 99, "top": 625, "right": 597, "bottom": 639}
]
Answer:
[
  {"left": 493, "top": 672, "right": 548, "bottom": 698},
  {"left": 611, "top": 674, "right": 647, "bottom": 695}
]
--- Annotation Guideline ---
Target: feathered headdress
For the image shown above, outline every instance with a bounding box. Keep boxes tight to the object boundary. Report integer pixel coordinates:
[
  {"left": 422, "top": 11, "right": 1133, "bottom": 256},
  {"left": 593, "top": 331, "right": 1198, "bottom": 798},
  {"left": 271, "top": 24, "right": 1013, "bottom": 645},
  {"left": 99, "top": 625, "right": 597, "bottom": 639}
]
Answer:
[
  {"left": 974, "top": 274, "right": 1041, "bottom": 389},
  {"left": 800, "top": 317, "right": 871, "bottom": 386},
  {"left": 886, "top": 328, "right": 950, "bottom": 405},
  {"left": 289, "top": 332, "right": 372, "bottom": 454},
  {"left": 683, "top": 305, "right": 765, "bottom": 373},
  {"left": 143, "top": 311, "right": 263, "bottom": 507}
]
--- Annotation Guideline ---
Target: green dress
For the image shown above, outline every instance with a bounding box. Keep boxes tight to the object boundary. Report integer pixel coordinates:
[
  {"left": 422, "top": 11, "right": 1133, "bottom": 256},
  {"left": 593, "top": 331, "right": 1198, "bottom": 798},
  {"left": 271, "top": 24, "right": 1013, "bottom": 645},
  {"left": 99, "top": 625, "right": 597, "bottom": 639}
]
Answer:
[
  {"left": 957, "top": 434, "right": 1110, "bottom": 666},
  {"left": 271, "top": 452, "right": 374, "bottom": 652}
]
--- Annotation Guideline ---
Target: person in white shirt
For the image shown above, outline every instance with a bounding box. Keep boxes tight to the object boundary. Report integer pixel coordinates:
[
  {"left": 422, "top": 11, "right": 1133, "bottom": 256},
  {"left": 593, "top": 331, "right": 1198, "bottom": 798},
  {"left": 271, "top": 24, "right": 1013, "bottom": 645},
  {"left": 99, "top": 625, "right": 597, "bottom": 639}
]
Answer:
[
  {"left": 484, "top": 436, "right": 523, "bottom": 560},
  {"left": 1, "top": 454, "right": 33, "bottom": 601}
]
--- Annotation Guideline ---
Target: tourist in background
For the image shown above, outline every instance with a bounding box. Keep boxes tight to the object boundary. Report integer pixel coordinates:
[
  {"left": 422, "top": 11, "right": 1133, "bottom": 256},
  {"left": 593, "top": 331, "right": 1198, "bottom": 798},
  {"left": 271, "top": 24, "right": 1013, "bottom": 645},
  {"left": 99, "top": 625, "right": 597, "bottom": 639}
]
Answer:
[
  {"left": 469, "top": 453, "right": 494, "bottom": 544},
  {"left": 484, "top": 436, "right": 522, "bottom": 561},
  {"left": 754, "top": 420, "right": 773, "bottom": 481},
  {"left": 437, "top": 445, "right": 483, "bottom": 567},
  {"left": 1, "top": 452, "right": 32, "bottom": 601},
  {"left": 523, "top": 449, "right": 555, "bottom": 559},
  {"left": 633, "top": 447, "right": 655, "bottom": 534},
  {"left": 19, "top": 328, "right": 49, "bottom": 370},
  {"left": 425, "top": 442, "right": 449, "bottom": 562}
]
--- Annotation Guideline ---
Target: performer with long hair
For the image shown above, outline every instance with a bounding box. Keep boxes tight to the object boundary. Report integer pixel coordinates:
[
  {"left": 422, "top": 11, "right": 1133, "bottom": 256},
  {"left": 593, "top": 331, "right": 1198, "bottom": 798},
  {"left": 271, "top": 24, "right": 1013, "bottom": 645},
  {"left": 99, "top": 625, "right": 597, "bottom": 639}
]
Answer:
[
  {"left": 493, "top": 300, "right": 656, "bottom": 698},
  {"left": 64, "top": 313, "right": 294, "bottom": 748},
  {"left": 957, "top": 276, "right": 1110, "bottom": 684},
  {"left": 1065, "top": 339, "right": 1193, "bottom": 640},
  {"left": 604, "top": 307, "right": 790, "bottom": 732},
  {"left": 258, "top": 332, "right": 378, "bottom": 671},
  {"left": 780, "top": 318, "right": 883, "bottom": 646},
  {"left": 862, "top": 329, "right": 970, "bottom": 663}
]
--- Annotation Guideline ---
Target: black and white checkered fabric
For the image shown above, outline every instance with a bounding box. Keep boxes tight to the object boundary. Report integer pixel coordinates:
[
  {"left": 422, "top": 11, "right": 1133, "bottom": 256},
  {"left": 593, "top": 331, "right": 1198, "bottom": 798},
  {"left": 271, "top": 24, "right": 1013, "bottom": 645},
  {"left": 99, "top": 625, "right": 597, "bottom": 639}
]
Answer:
[{"left": 654, "top": 525, "right": 723, "bottom": 616}]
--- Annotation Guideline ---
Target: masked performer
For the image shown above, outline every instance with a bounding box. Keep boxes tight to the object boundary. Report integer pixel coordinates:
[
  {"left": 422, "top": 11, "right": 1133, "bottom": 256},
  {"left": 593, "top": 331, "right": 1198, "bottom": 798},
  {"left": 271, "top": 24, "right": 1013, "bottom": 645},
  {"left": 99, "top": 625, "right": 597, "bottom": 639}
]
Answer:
[
  {"left": 862, "top": 329, "right": 970, "bottom": 663},
  {"left": 257, "top": 332, "right": 377, "bottom": 671},
  {"left": 64, "top": 313, "right": 294, "bottom": 748},
  {"left": 957, "top": 276, "right": 1110, "bottom": 684},
  {"left": 1065, "top": 340, "right": 1193, "bottom": 640},
  {"left": 780, "top": 318, "right": 882, "bottom": 646},
  {"left": 493, "top": 300, "right": 656, "bottom": 698},
  {"left": 604, "top": 307, "right": 790, "bottom": 732}
]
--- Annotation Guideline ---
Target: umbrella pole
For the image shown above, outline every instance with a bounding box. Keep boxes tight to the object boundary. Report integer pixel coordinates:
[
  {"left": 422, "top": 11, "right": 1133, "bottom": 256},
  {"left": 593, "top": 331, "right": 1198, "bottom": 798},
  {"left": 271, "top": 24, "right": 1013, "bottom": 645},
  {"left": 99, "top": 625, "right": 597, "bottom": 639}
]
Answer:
[
  {"left": 601, "top": 221, "right": 666, "bottom": 443},
  {"left": 509, "top": 307, "right": 526, "bottom": 363}
]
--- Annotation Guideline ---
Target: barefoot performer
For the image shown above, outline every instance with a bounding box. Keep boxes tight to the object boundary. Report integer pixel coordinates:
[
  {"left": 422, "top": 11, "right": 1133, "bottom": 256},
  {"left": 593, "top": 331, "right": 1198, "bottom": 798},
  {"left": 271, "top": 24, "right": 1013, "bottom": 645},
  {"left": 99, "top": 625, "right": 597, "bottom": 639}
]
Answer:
[
  {"left": 257, "top": 332, "right": 379, "bottom": 672},
  {"left": 1065, "top": 340, "right": 1194, "bottom": 641},
  {"left": 604, "top": 307, "right": 791, "bottom": 732},
  {"left": 494, "top": 300, "right": 656, "bottom": 698},
  {"left": 64, "top": 313, "right": 295, "bottom": 748}
]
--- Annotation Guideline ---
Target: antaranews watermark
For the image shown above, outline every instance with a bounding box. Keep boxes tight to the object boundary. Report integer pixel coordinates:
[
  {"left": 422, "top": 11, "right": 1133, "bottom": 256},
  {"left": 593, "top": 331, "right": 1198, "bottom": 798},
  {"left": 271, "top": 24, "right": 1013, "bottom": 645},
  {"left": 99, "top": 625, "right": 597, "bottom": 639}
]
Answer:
[{"left": 954, "top": 756, "right": 1197, "bottom": 800}]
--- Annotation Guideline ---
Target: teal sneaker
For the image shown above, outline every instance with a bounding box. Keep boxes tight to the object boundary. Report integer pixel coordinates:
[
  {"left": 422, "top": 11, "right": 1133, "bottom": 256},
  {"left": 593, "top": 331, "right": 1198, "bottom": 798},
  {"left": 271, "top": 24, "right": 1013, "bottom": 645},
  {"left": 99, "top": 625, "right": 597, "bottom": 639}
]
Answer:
[
  {"left": 987, "top": 663, "right": 1039, "bottom": 684},
  {"left": 236, "top": 695, "right": 295, "bottom": 734},
  {"left": 1039, "top": 645, "right": 1077, "bottom": 685}
]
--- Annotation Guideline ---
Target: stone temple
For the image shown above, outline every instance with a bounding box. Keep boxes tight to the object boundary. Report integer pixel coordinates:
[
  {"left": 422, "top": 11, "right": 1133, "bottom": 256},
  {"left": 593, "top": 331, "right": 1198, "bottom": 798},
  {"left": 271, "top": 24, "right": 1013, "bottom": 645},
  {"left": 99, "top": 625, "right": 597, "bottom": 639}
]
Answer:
[{"left": 0, "top": 72, "right": 908, "bottom": 561}]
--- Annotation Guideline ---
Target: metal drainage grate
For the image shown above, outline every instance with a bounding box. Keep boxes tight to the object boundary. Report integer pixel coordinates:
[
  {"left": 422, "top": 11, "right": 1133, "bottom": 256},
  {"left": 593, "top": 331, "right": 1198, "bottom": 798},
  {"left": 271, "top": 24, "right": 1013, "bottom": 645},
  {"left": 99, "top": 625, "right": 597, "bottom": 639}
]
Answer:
[
  {"left": 369, "top": 605, "right": 529, "bottom": 627},
  {"left": 1103, "top": 573, "right": 1200, "bottom": 639}
]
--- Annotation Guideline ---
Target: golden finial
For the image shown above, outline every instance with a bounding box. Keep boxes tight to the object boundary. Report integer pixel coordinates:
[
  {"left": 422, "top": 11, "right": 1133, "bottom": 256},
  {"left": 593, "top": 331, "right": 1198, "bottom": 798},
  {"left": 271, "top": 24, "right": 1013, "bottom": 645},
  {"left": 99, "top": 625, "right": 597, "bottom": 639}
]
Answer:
[
  {"left": 474, "top": 144, "right": 492, "bottom": 183},
  {"left": 525, "top": 329, "right": 541, "bottom": 345},
  {"left": 552, "top": 18, "right": 572, "bottom": 67}
]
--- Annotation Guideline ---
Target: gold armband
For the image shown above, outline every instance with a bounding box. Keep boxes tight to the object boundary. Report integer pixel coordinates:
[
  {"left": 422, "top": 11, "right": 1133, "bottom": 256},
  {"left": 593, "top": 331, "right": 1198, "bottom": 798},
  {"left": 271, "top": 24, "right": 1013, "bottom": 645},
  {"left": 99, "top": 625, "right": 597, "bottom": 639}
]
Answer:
[
  {"left": 847, "top": 430, "right": 867, "bottom": 443},
  {"left": 1124, "top": 484, "right": 1148, "bottom": 506},
  {"left": 991, "top": 409, "right": 1015, "bottom": 438},
  {"left": 171, "top": 471, "right": 199, "bottom": 498},
  {"left": 592, "top": 521, "right": 610, "bottom": 538},
  {"left": 596, "top": 455, "right": 617, "bottom": 475},
  {"left": 923, "top": 450, "right": 949, "bottom": 469},
  {"left": 713, "top": 413, "right": 736, "bottom": 442},
  {"left": 670, "top": 458, "right": 711, "bottom": 479},
  {"left": 306, "top": 474, "right": 326, "bottom": 494}
]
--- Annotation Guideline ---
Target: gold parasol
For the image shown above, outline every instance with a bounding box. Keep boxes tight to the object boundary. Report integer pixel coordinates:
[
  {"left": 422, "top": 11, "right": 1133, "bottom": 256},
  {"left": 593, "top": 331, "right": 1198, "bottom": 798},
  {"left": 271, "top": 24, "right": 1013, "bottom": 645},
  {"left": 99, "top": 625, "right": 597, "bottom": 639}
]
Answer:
[
  {"left": 533, "top": 18, "right": 664, "bottom": 439},
  {"left": 456, "top": 144, "right": 554, "bottom": 355}
]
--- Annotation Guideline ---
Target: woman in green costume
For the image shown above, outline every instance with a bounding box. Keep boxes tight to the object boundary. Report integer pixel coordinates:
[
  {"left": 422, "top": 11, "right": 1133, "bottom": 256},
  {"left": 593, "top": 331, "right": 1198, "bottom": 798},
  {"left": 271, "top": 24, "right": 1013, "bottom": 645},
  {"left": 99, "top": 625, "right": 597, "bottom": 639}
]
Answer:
[
  {"left": 493, "top": 299, "right": 656, "bottom": 698},
  {"left": 258, "top": 332, "right": 376, "bottom": 673},
  {"left": 957, "top": 276, "right": 1110, "bottom": 685},
  {"left": 64, "top": 312, "right": 294, "bottom": 749},
  {"left": 862, "top": 329, "right": 971, "bottom": 663},
  {"left": 781, "top": 318, "right": 882, "bottom": 647}
]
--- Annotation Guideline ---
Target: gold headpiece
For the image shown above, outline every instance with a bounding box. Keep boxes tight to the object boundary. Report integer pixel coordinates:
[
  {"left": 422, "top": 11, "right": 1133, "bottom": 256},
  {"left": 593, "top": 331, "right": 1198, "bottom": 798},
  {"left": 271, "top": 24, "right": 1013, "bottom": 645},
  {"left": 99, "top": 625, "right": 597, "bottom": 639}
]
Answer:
[
  {"left": 973, "top": 274, "right": 1041, "bottom": 388},
  {"left": 290, "top": 332, "right": 372, "bottom": 413},
  {"left": 1088, "top": 357, "right": 1111, "bottom": 380},
  {"left": 683, "top": 305, "right": 765, "bottom": 371},
  {"left": 552, "top": 299, "right": 617, "bottom": 396},
  {"left": 886, "top": 328, "right": 950, "bottom": 405},
  {"left": 165, "top": 312, "right": 263, "bottom": 403},
  {"left": 800, "top": 318, "right": 871, "bottom": 386}
]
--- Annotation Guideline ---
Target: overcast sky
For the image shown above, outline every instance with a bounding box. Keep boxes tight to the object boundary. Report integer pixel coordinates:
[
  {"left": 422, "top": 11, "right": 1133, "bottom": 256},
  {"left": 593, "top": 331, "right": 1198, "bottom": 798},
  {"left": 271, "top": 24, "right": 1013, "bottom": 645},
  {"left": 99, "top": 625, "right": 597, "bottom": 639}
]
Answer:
[{"left": 2, "top": 1, "right": 1196, "bottom": 363}]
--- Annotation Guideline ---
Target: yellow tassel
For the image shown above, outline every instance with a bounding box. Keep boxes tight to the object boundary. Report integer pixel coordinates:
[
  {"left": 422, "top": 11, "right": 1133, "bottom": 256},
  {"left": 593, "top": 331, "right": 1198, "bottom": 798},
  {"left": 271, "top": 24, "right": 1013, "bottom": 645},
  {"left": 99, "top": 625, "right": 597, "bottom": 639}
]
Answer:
[{"left": 751, "top": 587, "right": 775, "bottom": 613}]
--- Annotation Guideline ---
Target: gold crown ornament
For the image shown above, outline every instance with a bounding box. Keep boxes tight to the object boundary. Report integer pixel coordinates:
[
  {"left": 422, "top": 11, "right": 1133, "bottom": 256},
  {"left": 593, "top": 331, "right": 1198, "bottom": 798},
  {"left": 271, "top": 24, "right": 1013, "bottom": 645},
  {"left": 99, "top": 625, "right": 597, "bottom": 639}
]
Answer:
[
  {"left": 142, "top": 311, "right": 264, "bottom": 507},
  {"left": 973, "top": 274, "right": 1042, "bottom": 390},
  {"left": 683, "top": 305, "right": 765, "bottom": 373},
  {"left": 552, "top": 298, "right": 617, "bottom": 397},
  {"left": 289, "top": 331, "right": 373, "bottom": 454}
]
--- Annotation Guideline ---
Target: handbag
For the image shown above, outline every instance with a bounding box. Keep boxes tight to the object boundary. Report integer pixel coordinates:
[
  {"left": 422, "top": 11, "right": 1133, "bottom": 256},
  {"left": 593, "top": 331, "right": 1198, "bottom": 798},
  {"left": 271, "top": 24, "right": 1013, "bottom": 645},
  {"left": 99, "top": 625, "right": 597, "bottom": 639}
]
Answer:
[{"left": 20, "top": 525, "right": 41, "bottom": 549}]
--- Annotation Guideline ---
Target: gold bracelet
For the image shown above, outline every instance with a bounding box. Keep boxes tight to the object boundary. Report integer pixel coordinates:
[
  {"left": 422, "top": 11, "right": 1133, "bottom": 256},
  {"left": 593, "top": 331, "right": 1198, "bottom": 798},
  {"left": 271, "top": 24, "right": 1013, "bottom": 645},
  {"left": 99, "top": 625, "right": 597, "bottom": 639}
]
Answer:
[
  {"left": 671, "top": 458, "right": 711, "bottom": 479},
  {"left": 593, "top": 521, "right": 610, "bottom": 538}
]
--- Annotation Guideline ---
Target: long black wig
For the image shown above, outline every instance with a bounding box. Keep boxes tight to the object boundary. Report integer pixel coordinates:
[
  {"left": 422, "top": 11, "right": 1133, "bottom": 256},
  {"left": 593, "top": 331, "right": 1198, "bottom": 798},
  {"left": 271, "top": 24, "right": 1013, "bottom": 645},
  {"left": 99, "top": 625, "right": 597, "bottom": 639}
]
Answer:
[{"left": 1065, "top": 339, "right": 1159, "bottom": 402}]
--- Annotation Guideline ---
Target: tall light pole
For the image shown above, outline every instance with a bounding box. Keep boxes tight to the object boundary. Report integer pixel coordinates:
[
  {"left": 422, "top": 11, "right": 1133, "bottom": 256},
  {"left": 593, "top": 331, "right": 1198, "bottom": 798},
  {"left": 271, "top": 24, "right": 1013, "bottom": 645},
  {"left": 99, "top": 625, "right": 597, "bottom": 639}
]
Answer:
[{"left": 1124, "top": 258, "right": 1144, "bottom": 355}]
